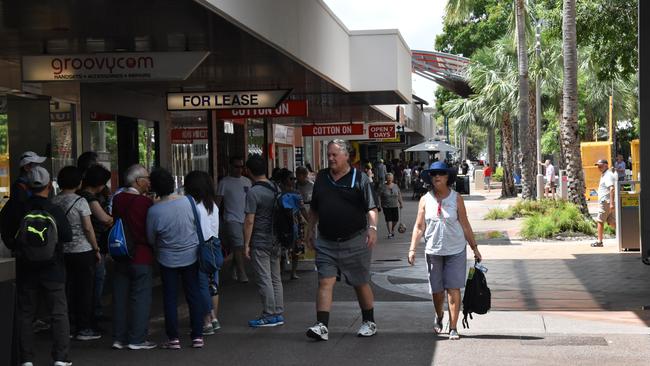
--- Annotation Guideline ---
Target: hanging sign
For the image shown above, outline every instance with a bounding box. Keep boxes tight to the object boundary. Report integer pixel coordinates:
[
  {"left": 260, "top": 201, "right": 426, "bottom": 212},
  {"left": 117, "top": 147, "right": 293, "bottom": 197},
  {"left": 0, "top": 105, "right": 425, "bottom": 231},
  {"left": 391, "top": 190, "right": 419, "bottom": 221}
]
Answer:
[
  {"left": 22, "top": 52, "right": 209, "bottom": 82},
  {"left": 368, "top": 123, "right": 397, "bottom": 139},
  {"left": 171, "top": 128, "right": 209, "bottom": 144},
  {"left": 215, "top": 100, "right": 307, "bottom": 118},
  {"left": 302, "top": 123, "right": 364, "bottom": 137},
  {"left": 167, "top": 89, "right": 291, "bottom": 111}
]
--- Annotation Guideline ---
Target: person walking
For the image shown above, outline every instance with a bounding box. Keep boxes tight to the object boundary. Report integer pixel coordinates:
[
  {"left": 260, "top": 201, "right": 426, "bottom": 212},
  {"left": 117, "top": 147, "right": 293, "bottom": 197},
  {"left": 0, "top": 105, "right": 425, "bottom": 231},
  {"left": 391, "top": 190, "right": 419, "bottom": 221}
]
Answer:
[
  {"left": 146, "top": 168, "right": 205, "bottom": 349},
  {"left": 407, "top": 162, "right": 482, "bottom": 340},
  {"left": 52, "top": 166, "right": 102, "bottom": 341},
  {"left": 403, "top": 165, "right": 412, "bottom": 190},
  {"left": 539, "top": 160, "right": 556, "bottom": 199},
  {"left": 483, "top": 164, "right": 492, "bottom": 193},
  {"left": 378, "top": 173, "right": 403, "bottom": 239},
  {"left": 243, "top": 156, "right": 285, "bottom": 327},
  {"left": 591, "top": 159, "right": 617, "bottom": 247},
  {"left": 277, "top": 168, "right": 308, "bottom": 280},
  {"left": 216, "top": 157, "right": 251, "bottom": 283},
  {"left": 296, "top": 166, "right": 314, "bottom": 205},
  {"left": 305, "top": 139, "right": 379, "bottom": 341},
  {"left": 1, "top": 166, "right": 73, "bottom": 366},
  {"left": 110, "top": 164, "right": 157, "bottom": 350},
  {"left": 184, "top": 170, "right": 222, "bottom": 335},
  {"left": 614, "top": 154, "right": 626, "bottom": 182},
  {"left": 375, "top": 159, "right": 387, "bottom": 187}
]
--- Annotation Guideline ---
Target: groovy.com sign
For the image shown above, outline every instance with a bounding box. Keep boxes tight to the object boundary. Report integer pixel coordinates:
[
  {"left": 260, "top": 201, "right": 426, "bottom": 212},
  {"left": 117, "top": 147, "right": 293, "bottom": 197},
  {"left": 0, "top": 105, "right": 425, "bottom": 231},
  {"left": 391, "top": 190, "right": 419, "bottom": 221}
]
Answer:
[{"left": 22, "top": 52, "right": 209, "bottom": 82}]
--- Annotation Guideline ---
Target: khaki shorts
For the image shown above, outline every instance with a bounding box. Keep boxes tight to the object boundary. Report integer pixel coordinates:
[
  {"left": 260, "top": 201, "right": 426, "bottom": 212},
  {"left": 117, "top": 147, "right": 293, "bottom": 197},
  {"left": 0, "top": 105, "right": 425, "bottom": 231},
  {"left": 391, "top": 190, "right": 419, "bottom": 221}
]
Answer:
[
  {"left": 596, "top": 201, "right": 616, "bottom": 226},
  {"left": 221, "top": 221, "right": 245, "bottom": 249}
]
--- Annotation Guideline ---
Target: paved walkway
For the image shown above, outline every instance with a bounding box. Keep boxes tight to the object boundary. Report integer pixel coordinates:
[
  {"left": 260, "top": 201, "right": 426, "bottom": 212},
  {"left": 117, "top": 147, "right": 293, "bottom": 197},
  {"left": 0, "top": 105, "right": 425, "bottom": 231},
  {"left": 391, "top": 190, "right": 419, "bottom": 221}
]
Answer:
[{"left": 27, "top": 186, "right": 650, "bottom": 365}]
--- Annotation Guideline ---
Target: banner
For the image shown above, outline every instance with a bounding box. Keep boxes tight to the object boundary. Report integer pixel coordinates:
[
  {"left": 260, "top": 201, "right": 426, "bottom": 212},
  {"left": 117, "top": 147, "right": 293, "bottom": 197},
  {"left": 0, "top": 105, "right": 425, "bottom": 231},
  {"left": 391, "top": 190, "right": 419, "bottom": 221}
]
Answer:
[
  {"left": 302, "top": 123, "right": 364, "bottom": 137},
  {"left": 215, "top": 100, "right": 307, "bottom": 118},
  {"left": 22, "top": 52, "right": 209, "bottom": 82}
]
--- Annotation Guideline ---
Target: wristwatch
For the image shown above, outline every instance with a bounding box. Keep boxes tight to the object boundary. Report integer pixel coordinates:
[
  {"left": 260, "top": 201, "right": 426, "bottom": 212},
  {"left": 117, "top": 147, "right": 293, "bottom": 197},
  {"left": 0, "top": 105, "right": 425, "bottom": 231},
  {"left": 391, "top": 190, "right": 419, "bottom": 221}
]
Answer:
[{"left": 368, "top": 225, "right": 378, "bottom": 231}]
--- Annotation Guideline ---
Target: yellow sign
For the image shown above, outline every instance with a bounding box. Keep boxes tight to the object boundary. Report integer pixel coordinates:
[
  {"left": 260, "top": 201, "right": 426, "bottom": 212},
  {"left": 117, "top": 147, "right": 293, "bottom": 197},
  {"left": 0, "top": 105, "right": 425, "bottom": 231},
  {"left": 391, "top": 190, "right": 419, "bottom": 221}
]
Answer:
[
  {"left": 621, "top": 193, "right": 639, "bottom": 207},
  {"left": 380, "top": 137, "right": 401, "bottom": 143}
]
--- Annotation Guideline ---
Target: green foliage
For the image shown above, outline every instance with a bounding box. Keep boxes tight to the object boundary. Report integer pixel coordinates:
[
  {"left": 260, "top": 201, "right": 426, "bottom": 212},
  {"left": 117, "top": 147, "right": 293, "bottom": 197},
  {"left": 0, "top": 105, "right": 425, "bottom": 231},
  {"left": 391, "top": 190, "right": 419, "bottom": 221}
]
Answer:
[
  {"left": 484, "top": 207, "right": 512, "bottom": 220},
  {"left": 490, "top": 199, "right": 596, "bottom": 239},
  {"left": 492, "top": 166, "right": 504, "bottom": 182},
  {"left": 0, "top": 114, "right": 7, "bottom": 155}
]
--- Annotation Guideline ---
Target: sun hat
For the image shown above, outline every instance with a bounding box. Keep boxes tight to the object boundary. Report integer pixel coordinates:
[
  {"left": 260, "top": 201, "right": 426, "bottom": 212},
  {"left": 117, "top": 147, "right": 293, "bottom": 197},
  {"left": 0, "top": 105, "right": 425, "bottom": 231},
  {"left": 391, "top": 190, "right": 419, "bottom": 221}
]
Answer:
[
  {"left": 421, "top": 161, "right": 457, "bottom": 185},
  {"left": 19, "top": 151, "right": 47, "bottom": 167}
]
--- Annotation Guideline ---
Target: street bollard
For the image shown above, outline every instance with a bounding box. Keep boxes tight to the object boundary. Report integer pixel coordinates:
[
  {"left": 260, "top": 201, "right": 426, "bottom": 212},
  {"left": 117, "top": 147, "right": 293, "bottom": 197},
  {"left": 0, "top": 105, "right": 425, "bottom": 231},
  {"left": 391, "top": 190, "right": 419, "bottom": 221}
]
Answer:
[{"left": 558, "top": 170, "right": 568, "bottom": 200}]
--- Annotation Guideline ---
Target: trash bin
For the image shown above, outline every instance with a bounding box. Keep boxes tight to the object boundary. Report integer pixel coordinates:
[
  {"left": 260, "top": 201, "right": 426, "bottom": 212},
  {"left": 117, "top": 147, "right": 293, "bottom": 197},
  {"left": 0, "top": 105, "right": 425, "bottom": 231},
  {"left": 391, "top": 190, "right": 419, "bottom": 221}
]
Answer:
[
  {"left": 474, "top": 170, "right": 485, "bottom": 191},
  {"left": 616, "top": 181, "right": 640, "bottom": 251},
  {"left": 0, "top": 258, "right": 16, "bottom": 366},
  {"left": 455, "top": 175, "right": 470, "bottom": 195}
]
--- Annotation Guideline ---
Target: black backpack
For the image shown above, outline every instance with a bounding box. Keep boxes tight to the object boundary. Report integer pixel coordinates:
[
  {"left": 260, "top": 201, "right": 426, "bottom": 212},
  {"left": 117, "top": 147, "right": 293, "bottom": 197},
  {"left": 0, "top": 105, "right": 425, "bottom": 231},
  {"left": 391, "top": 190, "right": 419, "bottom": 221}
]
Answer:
[
  {"left": 15, "top": 208, "right": 59, "bottom": 265},
  {"left": 254, "top": 181, "right": 296, "bottom": 248},
  {"left": 461, "top": 264, "right": 491, "bottom": 328}
]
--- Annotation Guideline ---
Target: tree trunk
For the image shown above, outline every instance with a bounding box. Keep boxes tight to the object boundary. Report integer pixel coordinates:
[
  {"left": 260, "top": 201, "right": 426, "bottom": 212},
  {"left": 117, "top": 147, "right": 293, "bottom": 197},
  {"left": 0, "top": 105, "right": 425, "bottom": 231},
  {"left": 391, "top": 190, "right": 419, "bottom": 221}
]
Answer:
[
  {"left": 561, "top": 0, "right": 589, "bottom": 214},
  {"left": 584, "top": 108, "right": 595, "bottom": 142},
  {"left": 488, "top": 128, "right": 496, "bottom": 168},
  {"left": 501, "top": 113, "right": 517, "bottom": 198},
  {"left": 528, "top": 87, "right": 539, "bottom": 197},
  {"left": 516, "top": 0, "right": 533, "bottom": 199}
]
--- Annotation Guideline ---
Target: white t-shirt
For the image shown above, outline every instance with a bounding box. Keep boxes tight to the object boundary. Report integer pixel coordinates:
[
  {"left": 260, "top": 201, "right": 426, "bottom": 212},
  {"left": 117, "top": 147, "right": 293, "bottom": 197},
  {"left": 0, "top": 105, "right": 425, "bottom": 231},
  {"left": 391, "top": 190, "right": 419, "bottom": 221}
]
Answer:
[
  {"left": 52, "top": 192, "right": 93, "bottom": 253},
  {"left": 597, "top": 170, "right": 617, "bottom": 203},
  {"left": 198, "top": 202, "right": 219, "bottom": 240},
  {"left": 545, "top": 164, "right": 556, "bottom": 183},
  {"left": 216, "top": 176, "right": 251, "bottom": 223},
  {"left": 404, "top": 168, "right": 412, "bottom": 178}
]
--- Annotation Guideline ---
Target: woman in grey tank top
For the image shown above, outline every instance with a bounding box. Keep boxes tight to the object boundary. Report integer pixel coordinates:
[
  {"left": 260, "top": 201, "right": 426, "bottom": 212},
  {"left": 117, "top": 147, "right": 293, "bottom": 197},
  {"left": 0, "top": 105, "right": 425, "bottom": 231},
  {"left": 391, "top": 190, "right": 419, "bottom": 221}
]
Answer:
[{"left": 406, "top": 162, "right": 482, "bottom": 340}]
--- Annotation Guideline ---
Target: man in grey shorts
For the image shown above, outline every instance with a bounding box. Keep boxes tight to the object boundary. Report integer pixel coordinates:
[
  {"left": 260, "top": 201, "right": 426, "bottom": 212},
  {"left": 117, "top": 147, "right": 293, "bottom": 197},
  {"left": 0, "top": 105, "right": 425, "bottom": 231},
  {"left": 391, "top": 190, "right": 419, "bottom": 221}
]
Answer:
[
  {"left": 216, "top": 157, "right": 251, "bottom": 283},
  {"left": 305, "top": 139, "right": 379, "bottom": 341}
]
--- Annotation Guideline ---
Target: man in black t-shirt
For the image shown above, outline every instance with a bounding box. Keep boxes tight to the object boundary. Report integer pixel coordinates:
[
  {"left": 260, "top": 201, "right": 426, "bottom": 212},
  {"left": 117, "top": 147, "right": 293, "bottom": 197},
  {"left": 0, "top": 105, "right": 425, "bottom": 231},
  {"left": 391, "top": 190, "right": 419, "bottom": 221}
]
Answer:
[{"left": 305, "top": 140, "right": 379, "bottom": 341}]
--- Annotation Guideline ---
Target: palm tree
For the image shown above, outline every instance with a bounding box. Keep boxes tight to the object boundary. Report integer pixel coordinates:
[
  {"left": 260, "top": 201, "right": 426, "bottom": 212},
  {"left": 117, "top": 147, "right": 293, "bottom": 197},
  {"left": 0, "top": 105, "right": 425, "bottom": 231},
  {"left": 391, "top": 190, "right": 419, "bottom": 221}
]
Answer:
[
  {"left": 561, "top": 0, "right": 588, "bottom": 214},
  {"left": 444, "top": 42, "right": 518, "bottom": 197},
  {"left": 446, "top": 0, "right": 533, "bottom": 198}
]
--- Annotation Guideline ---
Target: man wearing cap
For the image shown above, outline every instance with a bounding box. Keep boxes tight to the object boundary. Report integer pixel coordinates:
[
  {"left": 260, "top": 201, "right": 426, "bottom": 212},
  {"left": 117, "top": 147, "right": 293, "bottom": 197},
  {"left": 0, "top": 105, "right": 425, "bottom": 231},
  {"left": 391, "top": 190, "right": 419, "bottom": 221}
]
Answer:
[
  {"left": 11, "top": 151, "right": 47, "bottom": 202},
  {"left": 592, "top": 159, "right": 617, "bottom": 247},
  {"left": 305, "top": 139, "right": 379, "bottom": 341},
  {"left": 1, "top": 166, "right": 73, "bottom": 366}
]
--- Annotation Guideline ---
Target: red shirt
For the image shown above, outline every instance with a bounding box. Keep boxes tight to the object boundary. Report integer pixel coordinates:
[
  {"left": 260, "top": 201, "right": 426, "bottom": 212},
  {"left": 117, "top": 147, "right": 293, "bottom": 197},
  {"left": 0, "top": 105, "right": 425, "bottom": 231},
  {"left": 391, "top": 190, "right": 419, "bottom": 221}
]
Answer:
[
  {"left": 112, "top": 191, "right": 154, "bottom": 265},
  {"left": 483, "top": 167, "right": 493, "bottom": 177}
]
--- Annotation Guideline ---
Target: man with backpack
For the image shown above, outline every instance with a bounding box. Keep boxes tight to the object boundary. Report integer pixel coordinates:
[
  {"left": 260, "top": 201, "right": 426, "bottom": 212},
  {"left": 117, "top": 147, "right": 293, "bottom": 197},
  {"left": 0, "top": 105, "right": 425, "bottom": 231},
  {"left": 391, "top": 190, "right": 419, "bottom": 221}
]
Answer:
[
  {"left": 305, "top": 139, "right": 379, "bottom": 341},
  {"left": 243, "top": 155, "right": 284, "bottom": 327},
  {"left": 1, "top": 166, "right": 73, "bottom": 366}
]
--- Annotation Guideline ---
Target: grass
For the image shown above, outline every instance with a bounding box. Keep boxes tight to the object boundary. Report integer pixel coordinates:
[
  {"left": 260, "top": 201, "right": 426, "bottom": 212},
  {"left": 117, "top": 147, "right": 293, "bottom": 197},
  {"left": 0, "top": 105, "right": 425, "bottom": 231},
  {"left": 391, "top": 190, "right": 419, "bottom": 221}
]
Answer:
[{"left": 485, "top": 199, "right": 597, "bottom": 240}]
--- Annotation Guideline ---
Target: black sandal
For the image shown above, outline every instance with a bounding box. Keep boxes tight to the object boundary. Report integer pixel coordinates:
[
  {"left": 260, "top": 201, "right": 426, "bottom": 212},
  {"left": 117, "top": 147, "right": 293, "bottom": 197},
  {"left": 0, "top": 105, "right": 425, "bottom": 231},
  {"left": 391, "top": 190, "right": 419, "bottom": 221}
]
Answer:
[{"left": 590, "top": 241, "right": 604, "bottom": 247}]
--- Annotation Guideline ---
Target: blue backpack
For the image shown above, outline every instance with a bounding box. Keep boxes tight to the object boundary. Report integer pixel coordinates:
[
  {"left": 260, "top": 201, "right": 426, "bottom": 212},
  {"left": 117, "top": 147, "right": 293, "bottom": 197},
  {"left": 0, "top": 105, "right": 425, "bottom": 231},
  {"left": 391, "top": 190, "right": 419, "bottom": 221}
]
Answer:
[{"left": 107, "top": 194, "right": 137, "bottom": 260}]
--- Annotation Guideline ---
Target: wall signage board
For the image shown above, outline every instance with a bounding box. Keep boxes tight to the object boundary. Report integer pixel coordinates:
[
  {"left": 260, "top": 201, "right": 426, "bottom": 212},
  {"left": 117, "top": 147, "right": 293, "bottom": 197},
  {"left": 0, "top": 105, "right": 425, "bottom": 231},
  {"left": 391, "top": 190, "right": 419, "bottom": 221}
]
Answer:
[
  {"left": 368, "top": 123, "right": 397, "bottom": 139},
  {"left": 274, "top": 124, "right": 295, "bottom": 145},
  {"left": 302, "top": 123, "right": 364, "bottom": 137},
  {"left": 215, "top": 100, "right": 307, "bottom": 118},
  {"left": 171, "top": 128, "right": 209, "bottom": 144},
  {"left": 22, "top": 52, "right": 209, "bottom": 82},
  {"left": 167, "top": 90, "right": 291, "bottom": 111}
]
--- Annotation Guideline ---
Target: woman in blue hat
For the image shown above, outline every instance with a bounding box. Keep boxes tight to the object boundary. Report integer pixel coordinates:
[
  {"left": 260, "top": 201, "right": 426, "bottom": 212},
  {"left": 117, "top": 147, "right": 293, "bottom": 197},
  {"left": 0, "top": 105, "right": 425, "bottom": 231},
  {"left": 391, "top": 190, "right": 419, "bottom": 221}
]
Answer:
[{"left": 406, "top": 161, "right": 482, "bottom": 340}]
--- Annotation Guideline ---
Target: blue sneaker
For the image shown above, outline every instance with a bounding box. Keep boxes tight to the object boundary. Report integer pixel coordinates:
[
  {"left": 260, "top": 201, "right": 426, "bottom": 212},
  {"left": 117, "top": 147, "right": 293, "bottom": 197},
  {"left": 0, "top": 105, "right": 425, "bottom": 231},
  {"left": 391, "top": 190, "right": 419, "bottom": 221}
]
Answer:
[
  {"left": 248, "top": 315, "right": 281, "bottom": 328},
  {"left": 273, "top": 314, "right": 285, "bottom": 325}
]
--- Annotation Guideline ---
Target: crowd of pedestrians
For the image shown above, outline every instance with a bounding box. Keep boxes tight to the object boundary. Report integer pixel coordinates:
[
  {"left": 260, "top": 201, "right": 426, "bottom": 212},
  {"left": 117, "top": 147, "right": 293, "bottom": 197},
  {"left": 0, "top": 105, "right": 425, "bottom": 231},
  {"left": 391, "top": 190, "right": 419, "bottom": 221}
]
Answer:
[{"left": 0, "top": 147, "right": 490, "bottom": 365}]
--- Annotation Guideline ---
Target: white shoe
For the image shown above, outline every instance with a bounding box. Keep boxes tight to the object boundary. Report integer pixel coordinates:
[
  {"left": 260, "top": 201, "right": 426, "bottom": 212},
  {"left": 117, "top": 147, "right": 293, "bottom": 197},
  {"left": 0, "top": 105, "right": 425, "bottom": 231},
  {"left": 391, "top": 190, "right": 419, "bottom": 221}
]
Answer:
[
  {"left": 357, "top": 321, "right": 377, "bottom": 337},
  {"left": 54, "top": 361, "right": 72, "bottom": 366},
  {"left": 21, "top": 362, "right": 33, "bottom": 366},
  {"left": 111, "top": 341, "right": 126, "bottom": 350},
  {"left": 306, "top": 322, "right": 329, "bottom": 341},
  {"left": 449, "top": 329, "right": 460, "bottom": 340}
]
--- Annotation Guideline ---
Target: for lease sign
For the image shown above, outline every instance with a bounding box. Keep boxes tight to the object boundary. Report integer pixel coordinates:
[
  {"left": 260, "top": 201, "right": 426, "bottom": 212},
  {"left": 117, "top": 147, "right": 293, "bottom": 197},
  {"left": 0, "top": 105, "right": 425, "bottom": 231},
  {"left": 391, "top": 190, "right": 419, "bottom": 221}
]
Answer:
[
  {"left": 167, "top": 90, "right": 291, "bottom": 110},
  {"left": 22, "top": 52, "right": 209, "bottom": 82},
  {"left": 368, "top": 123, "right": 397, "bottom": 139}
]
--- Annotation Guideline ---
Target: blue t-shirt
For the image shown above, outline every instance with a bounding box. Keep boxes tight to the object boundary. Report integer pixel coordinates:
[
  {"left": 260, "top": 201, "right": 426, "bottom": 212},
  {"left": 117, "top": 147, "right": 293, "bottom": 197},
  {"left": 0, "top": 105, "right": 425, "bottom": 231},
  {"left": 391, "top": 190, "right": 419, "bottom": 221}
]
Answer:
[{"left": 146, "top": 196, "right": 199, "bottom": 268}]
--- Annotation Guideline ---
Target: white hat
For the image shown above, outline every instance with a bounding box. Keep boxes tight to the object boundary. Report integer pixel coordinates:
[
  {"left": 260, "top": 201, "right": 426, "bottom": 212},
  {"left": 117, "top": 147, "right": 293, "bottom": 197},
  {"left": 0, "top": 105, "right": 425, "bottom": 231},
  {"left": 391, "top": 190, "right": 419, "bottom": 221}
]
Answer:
[{"left": 19, "top": 151, "right": 47, "bottom": 167}]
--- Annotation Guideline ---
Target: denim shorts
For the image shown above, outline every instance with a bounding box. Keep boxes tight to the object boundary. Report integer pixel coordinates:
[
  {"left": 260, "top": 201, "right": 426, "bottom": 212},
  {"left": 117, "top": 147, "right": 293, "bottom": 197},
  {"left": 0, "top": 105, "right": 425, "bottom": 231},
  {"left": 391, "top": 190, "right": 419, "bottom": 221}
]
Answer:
[{"left": 426, "top": 249, "right": 467, "bottom": 293}]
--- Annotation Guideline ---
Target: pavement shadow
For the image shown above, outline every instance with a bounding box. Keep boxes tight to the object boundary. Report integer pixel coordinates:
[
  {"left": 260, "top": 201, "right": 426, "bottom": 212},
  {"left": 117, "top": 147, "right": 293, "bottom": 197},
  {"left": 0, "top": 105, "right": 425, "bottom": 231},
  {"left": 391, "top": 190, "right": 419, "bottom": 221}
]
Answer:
[
  {"left": 462, "top": 195, "right": 487, "bottom": 201},
  {"left": 459, "top": 334, "right": 544, "bottom": 341}
]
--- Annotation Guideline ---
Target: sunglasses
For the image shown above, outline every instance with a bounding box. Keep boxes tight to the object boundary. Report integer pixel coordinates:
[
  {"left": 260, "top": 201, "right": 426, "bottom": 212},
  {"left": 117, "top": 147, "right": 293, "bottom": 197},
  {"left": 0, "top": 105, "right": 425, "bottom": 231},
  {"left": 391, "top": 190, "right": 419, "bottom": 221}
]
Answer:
[{"left": 430, "top": 171, "right": 448, "bottom": 177}]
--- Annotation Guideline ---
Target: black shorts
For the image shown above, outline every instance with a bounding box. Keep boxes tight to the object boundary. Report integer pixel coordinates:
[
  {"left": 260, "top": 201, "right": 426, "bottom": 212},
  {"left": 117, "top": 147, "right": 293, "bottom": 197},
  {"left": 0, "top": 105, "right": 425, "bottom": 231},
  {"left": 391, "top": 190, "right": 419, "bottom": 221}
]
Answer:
[{"left": 383, "top": 207, "right": 399, "bottom": 222}]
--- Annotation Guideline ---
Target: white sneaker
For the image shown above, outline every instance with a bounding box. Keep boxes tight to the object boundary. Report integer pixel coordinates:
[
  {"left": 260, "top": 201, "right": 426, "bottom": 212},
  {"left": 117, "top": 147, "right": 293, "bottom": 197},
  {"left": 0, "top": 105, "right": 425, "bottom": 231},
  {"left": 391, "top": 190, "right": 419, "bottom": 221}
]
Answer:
[
  {"left": 306, "top": 322, "right": 329, "bottom": 341},
  {"left": 127, "top": 341, "right": 157, "bottom": 350},
  {"left": 449, "top": 329, "right": 460, "bottom": 340},
  {"left": 53, "top": 361, "right": 72, "bottom": 366},
  {"left": 111, "top": 341, "right": 126, "bottom": 350},
  {"left": 21, "top": 362, "right": 33, "bottom": 366},
  {"left": 357, "top": 321, "right": 377, "bottom": 337}
]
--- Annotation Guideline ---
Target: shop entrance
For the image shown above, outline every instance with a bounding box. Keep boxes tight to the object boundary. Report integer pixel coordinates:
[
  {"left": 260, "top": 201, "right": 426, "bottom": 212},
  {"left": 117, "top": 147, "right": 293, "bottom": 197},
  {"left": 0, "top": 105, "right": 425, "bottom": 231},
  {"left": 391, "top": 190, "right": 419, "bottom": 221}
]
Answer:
[{"left": 88, "top": 114, "right": 159, "bottom": 189}]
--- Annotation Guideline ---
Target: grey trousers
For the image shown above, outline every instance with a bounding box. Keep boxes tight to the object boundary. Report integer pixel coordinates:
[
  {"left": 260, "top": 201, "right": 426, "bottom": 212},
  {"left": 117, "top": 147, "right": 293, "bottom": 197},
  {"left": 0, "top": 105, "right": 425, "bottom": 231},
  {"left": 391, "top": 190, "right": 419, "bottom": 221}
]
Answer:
[
  {"left": 17, "top": 278, "right": 70, "bottom": 363},
  {"left": 251, "top": 246, "right": 284, "bottom": 316}
]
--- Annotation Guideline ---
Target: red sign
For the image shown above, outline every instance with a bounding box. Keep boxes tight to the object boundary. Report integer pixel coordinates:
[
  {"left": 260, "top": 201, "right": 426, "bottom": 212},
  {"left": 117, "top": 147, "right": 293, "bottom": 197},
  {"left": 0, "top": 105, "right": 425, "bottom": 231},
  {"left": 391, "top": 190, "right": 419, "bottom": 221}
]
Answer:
[
  {"left": 302, "top": 123, "right": 364, "bottom": 137},
  {"left": 368, "top": 124, "right": 396, "bottom": 139},
  {"left": 171, "top": 128, "right": 209, "bottom": 144},
  {"left": 214, "top": 100, "right": 308, "bottom": 118}
]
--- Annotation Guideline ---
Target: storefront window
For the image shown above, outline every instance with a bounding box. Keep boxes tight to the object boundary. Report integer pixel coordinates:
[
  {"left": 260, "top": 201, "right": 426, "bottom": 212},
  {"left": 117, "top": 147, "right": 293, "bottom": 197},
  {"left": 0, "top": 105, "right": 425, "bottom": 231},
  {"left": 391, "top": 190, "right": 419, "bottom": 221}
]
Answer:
[
  {"left": 170, "top": 111, "right": 209, "bottom": 189},
  {"left": 50, "top": 101, "right": 75, "bottom": 179},
  {"left": 89, "top": 113, "right": 118, "bottom": 189},
  {"left": 138, "top": 119, "right": 157, "bottom": 172},
  {"left": 0, "top": 111, "right": 9, "bottom": 204},
  {"left": 247, "top": 119, "right": 264, "bottom": 157}
]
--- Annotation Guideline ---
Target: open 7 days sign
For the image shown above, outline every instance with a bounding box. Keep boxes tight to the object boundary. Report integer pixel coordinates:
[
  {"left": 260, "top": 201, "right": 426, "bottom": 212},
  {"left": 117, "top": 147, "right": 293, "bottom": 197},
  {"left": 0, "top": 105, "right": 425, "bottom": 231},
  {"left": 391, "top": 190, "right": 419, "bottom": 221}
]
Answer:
[{"left": 22, "top": 52, "right": 209, "bottom": 82}]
